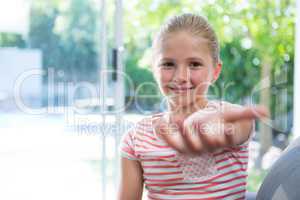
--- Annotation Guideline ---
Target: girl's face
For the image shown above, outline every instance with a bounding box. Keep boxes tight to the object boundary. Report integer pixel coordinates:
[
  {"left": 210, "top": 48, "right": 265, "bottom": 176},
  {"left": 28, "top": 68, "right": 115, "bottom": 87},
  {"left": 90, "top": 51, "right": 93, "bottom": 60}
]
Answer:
[{"left": 152, "top": 31, "right": 222, "bottom": 110}]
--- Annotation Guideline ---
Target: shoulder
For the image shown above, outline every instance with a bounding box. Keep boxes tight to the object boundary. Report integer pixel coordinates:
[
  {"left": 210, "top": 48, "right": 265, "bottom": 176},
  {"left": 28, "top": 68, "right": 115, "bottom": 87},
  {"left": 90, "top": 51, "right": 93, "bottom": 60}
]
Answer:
[
  {"left": 123, "top": 112, "right": 164, "bottom": 138},
  {"left": 136, "top": 112, "right": 164, "bottom": 129}
]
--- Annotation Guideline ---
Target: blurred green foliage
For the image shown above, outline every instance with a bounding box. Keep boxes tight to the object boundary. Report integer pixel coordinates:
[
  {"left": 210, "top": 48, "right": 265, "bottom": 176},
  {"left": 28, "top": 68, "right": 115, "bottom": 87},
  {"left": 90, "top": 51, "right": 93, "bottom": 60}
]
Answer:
[
  {"left": 0, "top": 33, "right": 26, "bottom": 48},
  {"left": 247, "top": 168, "right": 268, "bottom": 192},
  {"left": 29, "top": 0, "right": 99, "bottom": 83}
]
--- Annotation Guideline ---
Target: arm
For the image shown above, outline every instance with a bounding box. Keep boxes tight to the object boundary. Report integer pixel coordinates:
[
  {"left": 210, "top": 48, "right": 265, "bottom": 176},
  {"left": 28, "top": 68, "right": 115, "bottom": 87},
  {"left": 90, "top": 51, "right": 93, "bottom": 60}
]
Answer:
[
  {"left": 221, "top": 103, "right": 255, "bottom": 146},
  {"left": 118, "top": 157, "right": 144, "bottom": 200},
  {"left": 155, "top": 103, "right": 268, "bottom": 154},
  {"left": 185, "top": 103, "right": 268, "bottom": 152}
]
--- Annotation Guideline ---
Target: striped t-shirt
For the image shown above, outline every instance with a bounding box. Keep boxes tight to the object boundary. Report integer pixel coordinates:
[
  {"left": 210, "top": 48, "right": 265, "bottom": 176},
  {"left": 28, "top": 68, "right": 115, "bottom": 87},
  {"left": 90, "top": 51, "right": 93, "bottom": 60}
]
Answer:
[{"left": 120, "top": 108, "right": 252, "bottom": 200}]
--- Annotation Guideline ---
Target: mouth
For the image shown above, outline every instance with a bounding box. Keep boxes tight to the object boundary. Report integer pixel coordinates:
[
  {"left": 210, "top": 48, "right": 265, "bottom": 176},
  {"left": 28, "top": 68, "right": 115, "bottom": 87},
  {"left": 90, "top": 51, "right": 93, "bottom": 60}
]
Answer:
[{"left": 168, "top": 86, "right": 195, "bottom": 94}]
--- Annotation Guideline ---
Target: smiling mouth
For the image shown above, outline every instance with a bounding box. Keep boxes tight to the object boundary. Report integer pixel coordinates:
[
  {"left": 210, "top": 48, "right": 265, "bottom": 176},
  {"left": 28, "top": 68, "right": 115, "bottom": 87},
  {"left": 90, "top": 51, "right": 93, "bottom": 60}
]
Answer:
[{"left": 168, "top": 86, "right": 195, "bottom": 93}]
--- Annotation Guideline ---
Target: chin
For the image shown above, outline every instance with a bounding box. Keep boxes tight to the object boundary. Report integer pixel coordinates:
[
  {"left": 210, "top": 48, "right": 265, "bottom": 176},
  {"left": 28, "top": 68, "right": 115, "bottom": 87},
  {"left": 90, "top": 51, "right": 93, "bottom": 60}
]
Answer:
[
  {"left": 166, "top": 92, "right": 208, "bottom": 110},
  {"left": 168, "top": 95, "right": 195, "bottom": 108}
]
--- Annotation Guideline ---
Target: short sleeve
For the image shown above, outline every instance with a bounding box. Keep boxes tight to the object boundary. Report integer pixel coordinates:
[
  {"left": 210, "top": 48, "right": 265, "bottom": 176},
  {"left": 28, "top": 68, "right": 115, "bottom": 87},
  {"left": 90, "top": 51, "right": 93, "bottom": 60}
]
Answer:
[{"left": 119, "top": 128, "right": 139, "bottom": 160}]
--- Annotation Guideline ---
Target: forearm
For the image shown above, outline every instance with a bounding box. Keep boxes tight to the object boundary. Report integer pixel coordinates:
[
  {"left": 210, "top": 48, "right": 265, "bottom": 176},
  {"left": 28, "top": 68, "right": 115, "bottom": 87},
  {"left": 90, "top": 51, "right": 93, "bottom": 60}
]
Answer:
[
  {"left": 230, "top": 119, "right": 254, "bottom": 146},
  {"left": 118, "top": 182, "right": 143, "bottom": 200}
]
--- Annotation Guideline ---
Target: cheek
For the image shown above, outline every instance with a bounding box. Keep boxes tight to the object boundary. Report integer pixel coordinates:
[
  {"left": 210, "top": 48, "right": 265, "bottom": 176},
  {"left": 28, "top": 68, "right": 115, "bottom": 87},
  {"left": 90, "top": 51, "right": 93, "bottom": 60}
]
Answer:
[
  {"left": 191, "top": 71, "right": 212, "bottom": 93},
  {"left": 191, "top": 70, "right": 209, "bottom": 84},
  {"left": 153, "top": 70, "right": 174, "bottom": 94},
  {"left": 158, "top": 70, "right": 174, "bottom": 85}
]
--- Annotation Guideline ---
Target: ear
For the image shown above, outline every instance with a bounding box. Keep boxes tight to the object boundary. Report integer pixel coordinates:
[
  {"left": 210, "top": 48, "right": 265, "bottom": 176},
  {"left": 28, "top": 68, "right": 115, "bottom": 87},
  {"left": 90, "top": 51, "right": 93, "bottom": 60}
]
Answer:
[{"left": 212, "top": 62, "right": 222, "bottom": 83}]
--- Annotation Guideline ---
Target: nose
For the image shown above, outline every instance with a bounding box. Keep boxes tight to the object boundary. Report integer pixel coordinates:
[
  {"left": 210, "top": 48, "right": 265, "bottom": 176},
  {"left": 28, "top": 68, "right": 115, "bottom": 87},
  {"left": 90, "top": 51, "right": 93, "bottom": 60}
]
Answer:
[{"left": 173, "top": 65, "right": 189, "bottom": 83}]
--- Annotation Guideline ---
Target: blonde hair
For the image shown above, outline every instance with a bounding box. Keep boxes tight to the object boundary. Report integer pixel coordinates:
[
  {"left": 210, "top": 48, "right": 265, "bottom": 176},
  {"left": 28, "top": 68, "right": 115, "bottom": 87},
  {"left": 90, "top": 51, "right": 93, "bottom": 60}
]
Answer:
[{"left": 152, "top": 13, "right": 220, "bottom": 66}]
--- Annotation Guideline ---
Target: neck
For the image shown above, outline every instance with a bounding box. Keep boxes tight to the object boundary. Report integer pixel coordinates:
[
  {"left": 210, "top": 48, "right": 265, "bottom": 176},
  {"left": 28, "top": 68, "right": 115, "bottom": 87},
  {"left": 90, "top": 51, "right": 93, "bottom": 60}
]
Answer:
[{"left": 167, "top": 98, "right": 209, "bottom": 116}]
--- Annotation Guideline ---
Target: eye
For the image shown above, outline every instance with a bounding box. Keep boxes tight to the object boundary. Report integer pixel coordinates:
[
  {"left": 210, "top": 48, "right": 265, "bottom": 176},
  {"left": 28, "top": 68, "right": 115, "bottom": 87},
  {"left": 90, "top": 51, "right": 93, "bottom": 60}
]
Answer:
[
  {"left": 189, "top": 61, "right": 203, "bottom": 68},
  {"left": 160, "top": 62, "right": 175, "bottom": 69}
]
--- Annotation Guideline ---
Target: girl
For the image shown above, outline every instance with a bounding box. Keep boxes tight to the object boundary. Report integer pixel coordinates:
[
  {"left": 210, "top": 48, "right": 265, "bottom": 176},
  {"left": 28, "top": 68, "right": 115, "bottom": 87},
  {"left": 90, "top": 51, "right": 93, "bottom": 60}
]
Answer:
[{"left": 118, "top": 13, "right": 268, "bottom": 200}]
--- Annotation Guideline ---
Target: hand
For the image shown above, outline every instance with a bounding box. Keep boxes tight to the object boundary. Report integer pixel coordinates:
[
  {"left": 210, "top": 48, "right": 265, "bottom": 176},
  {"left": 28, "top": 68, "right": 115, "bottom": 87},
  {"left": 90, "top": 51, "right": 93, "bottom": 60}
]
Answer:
[{"left": 154, "top": 105, "right": 269, "bottom": 155}]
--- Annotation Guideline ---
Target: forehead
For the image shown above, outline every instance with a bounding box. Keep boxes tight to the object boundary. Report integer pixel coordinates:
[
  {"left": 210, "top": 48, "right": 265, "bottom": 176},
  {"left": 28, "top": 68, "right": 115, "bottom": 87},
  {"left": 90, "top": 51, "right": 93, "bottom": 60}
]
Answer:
[{"left": 157, "top": 31, "right": 211, "bottom": 58}]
